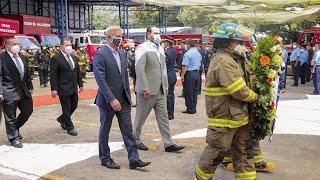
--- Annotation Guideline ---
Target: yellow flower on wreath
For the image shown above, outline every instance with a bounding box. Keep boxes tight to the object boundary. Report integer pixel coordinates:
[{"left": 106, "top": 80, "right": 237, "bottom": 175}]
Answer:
[
  {"left": 268, "top": 69, "right": 277, "bottom": 79},
  {"left": 271, "top": 54, "right": 282, "bottom": 66}
]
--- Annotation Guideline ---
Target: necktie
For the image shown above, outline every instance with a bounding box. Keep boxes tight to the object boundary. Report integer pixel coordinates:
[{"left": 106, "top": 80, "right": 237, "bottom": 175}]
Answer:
[
  {"left": 13, "top": 54, "right": 24, "bottom": 80},
  {"left": 66, "top": 54, "right": 74, "bottom": 69}
]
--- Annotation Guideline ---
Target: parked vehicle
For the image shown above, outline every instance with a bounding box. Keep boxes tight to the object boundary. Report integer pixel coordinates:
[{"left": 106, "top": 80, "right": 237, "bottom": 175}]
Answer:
[{"left": 68, "top": 32, "right": 107, "bottom": 68}]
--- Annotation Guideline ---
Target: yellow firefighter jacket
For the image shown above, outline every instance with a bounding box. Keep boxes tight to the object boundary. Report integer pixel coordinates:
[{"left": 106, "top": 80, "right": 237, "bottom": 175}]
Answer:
[{"left": 205, "top": 48, "right": 257, "bottom": 129}]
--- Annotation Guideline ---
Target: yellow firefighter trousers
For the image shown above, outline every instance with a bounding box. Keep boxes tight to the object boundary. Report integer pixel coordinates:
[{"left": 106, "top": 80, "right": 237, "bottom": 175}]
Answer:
[
  {"left": 195, "top": 124, "right": 256, "bottom": 180},
  {"left": 223, "top": 139, "right": 264, "bottom": 165}
]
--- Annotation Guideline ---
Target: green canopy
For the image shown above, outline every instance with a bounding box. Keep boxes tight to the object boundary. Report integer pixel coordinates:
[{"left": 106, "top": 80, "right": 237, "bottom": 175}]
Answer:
[{"left": 132, "top": 0, "right": 320, "bottom": 23}]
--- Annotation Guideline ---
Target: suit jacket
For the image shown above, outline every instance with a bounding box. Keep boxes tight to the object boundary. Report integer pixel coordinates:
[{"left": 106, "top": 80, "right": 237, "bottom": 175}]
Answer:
[
  {"left": 165, "top": 46, "right": 177, "bottom": 85},
  {"left": 0, "top": 51, "right": 33, "bottom": 102},
  {"left": 50, "top": 51, "right": 83, "bottom": 96},
  {"left": 93, "top": 45, "right": 131, "bottom": 108},
  {"left": 135, "top": 41, "right": 168, "bottom": 95}
]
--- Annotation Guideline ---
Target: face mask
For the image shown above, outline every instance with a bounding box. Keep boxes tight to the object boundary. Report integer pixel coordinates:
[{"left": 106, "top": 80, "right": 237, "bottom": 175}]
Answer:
[
  {"left": 131, "top": 48, "right": 135, "bottom": 52},
  {"left": 42, "top": 47, "right": 46, "bottom": 50},
  {"left": 293, "top": 45, "right": 297, "bottom": 49},
  {"left": 56, "top": 47, "right": 60, "bottom": 50},
  {"left": 152, "top": 34, "right": 161, "bottom": 45},
  {"left": 11, "top": 45, "right": 20, "bottom": 54},
  {"left": 205, "top": 47, "right": 209, "bottom": 50},
  {"left": 112, "top": 37, "right": 122, "bottom": 48},
  {"left": 79, "top": 48, "right": 84, "bottom": 51},
  {"left": 49, "top": 48, "right": 53, "bottom": 51},
  {"left": 184, "top": 45, "right": 188, "bottom": 50},
  {"left": 65, "top": 46, "right": 73, "bottom": 54},
  {"left": 234, "top": 44, "right": 245, "bottom": 55}
]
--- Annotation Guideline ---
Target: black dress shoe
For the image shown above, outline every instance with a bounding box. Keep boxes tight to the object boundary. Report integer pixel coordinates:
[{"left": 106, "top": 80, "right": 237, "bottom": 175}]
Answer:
[
  {"left": 136, "top": 143, "right": 148, "bottom": 151},
  {"left": 168, "top": 116, "right": 174, "bottom": 120},
  {"left": 11, "top": 139, "right": 23, "bottom": 148},
  {"left": 67, "top": 129, "right": 78, "bottom": 136},
  {"left": 18, "top": 130, "right": 23, "bottom": 140},
  {"left": 57, "top": 118, "right": 67, "bottom": 130},
  {"left": 182, "top": 110, "right": 195, "bottom": 114},
  {"left": 130, "top": 160, "right": 151, "bottom": 169},
  {"left": 165, "top": 144, "right": 185, "bottom": 152},
  {"left": 101, "top": 159, "right": 120, "bottom": 169}
]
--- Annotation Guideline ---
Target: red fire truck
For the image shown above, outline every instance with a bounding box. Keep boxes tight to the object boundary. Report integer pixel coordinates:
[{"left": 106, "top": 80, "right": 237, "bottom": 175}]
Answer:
[
  {"left": 68, "top": 32, "right": 107, "bottom": 68},
  {"left": 297, "top": 27, "right": 320, "bottom": 46}
]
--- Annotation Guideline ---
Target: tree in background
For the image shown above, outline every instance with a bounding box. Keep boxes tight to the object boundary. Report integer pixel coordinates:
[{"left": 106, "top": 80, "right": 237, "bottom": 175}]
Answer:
[
  {"left": 130, "top": 7, "right": 182, "bottom": 28},
  {"left": 91, "top": 6, "right": 119, "bottom": 30}
]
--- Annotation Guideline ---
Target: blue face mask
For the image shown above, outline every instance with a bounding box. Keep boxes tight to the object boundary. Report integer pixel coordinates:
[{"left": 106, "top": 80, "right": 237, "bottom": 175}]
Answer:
[{"left": 152, "top": 34, "right": 161, "bottom": 45}]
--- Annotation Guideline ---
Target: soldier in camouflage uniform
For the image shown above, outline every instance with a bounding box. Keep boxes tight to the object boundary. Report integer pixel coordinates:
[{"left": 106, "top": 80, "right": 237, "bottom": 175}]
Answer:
[
  {"left": 25, "top": 47, "right": 37, "bottom": 79},
  {"left": 35, "top": 44, "right": 50, "bottom": 87},
  {"left": 195, "top": 23, "right": 258, "bottom": 180},
  {"left": 48, "top": 46, "right": 56, "bottom": 59},
  {"left": 75, "top": 45, "right": 90, "bottom": 83}
]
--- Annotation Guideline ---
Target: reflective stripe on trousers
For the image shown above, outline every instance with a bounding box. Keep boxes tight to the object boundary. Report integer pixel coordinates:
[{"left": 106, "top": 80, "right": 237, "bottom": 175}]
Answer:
[
  {"left": 235, "top": 171, "right": 257, "bottom": 180},
  {"left": 195, "top": 164, "right": 214, "bottom": 180}
]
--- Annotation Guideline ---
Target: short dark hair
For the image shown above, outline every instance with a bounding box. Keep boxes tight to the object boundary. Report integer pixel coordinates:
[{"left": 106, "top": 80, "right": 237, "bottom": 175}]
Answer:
[
  {"left": 147, "top": 26, "right": 156, "bottom": 34},
  {"left": 186, "top": 39, "right": 196, "bottom": 47},
  {"left": 4, "top": 35, "right": 16, "bottom": 46},
  {"left": 60, "top": 38, "right": 71, "bottom": 45}
]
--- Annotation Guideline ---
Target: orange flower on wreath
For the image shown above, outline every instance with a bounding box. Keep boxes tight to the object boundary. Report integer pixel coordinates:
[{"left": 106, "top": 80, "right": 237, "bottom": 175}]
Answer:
[
  {"left": 260, "top": 55, "right": 270, "bottom": 66},
  {"left": 267, "top": 77, "right": 273, "bottom": 84},
  {"left": 274, "top": 35, "right": 283, "bottom": 44}
]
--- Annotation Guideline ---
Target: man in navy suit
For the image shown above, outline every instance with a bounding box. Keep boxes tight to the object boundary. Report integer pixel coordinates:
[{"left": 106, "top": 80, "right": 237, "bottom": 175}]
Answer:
[
  {"left": 93, "top": 26, "right": 150, "bottom": 170},
  {"left": 163, "top": 40, "right": 177, "bottom": 120}
]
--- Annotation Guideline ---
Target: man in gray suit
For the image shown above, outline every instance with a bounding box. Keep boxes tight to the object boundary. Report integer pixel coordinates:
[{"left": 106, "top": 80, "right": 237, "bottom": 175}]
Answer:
[{"left": 134, "top": 26, "right": 185, "bottom": 152}]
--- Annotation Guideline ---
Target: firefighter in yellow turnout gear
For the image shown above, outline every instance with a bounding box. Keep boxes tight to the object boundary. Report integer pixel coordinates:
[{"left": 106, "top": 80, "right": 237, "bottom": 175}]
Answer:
[
  {"left": 221, "top": 45, "right": 276, "bottom": 173},
  {"left": 25, "top": 47, "right": 37, "bottom": 78},
  {"left": 195, "top": 23, "right": 258, "bottom": 180},
  {"left": 75, "top": 45, "right": 90, "bottom": 83}
]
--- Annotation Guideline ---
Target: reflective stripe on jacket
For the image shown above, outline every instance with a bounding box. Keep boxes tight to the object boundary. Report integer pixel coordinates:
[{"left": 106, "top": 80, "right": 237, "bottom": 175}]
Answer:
[{"left": 205, "top": 49, "right": 257, "bottom": 128}]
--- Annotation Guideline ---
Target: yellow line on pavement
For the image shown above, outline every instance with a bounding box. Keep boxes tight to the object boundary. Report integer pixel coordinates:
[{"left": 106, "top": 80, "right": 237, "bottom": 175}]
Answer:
[{"left": 41, "top": 173, "right": 65, "bottom": 180}]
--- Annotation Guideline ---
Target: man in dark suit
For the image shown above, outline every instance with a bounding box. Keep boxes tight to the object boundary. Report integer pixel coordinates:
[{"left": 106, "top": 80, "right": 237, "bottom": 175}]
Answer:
[
  {"left": 163, "top": 40, "right": 177, "bottom": 120},
  {"left": 50, "top": 39, "right": 83, "bottom": 136},
  {"left": 0, "top": 36, "right": 33, "bottom": 148},
  {"left": 93, "top": 26, "right": 150, "bottom": 170}
]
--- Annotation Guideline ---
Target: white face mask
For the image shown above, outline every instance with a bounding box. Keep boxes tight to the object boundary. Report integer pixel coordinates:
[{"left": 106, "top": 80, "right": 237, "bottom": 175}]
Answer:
[
  {"left": 293, "top": 45, "right": 297, "bottom": 49},
  {"left": 11, "top": 45, "right": 21, "bottom": 54},
  {"left": 65, "top": 46, "right": 73, "bottom": 54},
  {"left": 234, "top": 44, "right": 246, "bottom": 55},
  {"left": 152, "top": 34, "right": 161, "bottom": 45}
]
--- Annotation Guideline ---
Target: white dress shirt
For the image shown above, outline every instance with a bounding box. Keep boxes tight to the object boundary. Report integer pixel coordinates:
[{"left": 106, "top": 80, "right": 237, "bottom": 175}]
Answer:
[
  {"left": 106, "top": 44, "right": 121, "bottom": 73},
  {"left": 7, "top": 50, "right": 25, "bottom": 75},
  {"left": 61, "top": 51, "right": 75, "bottom": 69}
]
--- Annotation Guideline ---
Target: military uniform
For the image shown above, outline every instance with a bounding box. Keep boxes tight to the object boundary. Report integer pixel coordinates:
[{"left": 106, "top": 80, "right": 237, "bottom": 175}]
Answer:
[
  {"left": 35, "top": 48, "right": 50, "bottom": 87},
  {"left": 25, "top": 49, "right": 37, "bottom": 78},
  {"left": 203, "top": 48, "right": 215, "bottom": 76},
  {"left": 195, "top": 47, "right": 258, "bottom": 179},
  {"left": 75, "top": 49, "right": 90, "bottom": 83},
  {"left": 48, "top": 47, "right": 57, "bottom": 59}
]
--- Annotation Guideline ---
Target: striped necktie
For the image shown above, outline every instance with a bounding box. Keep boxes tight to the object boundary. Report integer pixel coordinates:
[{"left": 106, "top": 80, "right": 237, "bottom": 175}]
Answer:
[{"left": 13, "top": 54, "right": 24, "bottom": 80}]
